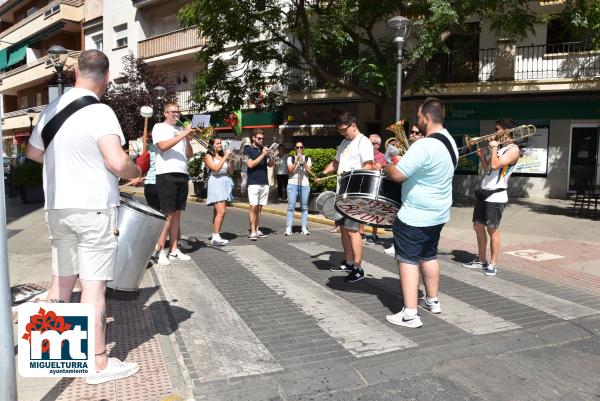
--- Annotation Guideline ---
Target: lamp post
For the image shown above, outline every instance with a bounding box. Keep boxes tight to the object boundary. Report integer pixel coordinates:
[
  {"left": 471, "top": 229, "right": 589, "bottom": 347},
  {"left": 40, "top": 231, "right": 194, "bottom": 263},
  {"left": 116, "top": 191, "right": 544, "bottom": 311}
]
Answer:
[
  {"left": 27, "top": 108, "right": 35, "bottom": 135},
  {"left": 48, "top": 45, "right": 68, "bottom": 96},
  {"left": 153, "top": 85, "right": 166, "bottom": 122},
  {"left": 387, "top": 16, "right": 411, "bottom": 122}
]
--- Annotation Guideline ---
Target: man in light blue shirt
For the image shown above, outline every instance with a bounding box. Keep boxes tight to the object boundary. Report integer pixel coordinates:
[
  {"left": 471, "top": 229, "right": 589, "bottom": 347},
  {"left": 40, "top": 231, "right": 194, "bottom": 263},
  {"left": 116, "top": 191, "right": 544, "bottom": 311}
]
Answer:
[{"left": 384, "top": 97, "right": 458, "bottom": 329}]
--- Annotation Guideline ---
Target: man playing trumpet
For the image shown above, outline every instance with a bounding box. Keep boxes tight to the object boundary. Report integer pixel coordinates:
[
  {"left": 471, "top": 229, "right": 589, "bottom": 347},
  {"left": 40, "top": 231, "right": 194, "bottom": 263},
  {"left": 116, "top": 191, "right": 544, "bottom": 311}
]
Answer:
[
  {"left": 462, "top": 118, "right": 519, "bottom": 276},
  {"left": 152, "top": 101, "right": 194, "bottom": 265}
]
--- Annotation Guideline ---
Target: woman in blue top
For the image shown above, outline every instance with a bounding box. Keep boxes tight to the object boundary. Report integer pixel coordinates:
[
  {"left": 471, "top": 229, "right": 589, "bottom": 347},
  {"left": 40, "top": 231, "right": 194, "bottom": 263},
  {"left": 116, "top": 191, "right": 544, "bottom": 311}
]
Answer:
[{"left": 204, "top": 137, "right": 234, "bottom": 246}]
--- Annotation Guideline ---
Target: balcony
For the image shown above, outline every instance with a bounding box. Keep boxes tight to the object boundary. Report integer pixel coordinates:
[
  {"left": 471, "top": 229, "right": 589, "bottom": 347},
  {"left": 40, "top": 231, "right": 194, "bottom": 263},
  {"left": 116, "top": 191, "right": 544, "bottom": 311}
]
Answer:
[
  {"left": 138, "top": 28, "right": 204, "bottom": 61},
  {"left": 431, "top": 41, "right": 599, "bottom": 84},
  {"left": 176, "top": 89, "right": 198, "bottom": 113},
  {"left": 2, "top": 105, "right": 46, "bottom": 131},
  {"left": 0, "top": 0, "right": 84, "bottom": 51},
  {"left": 0, "top": 50, "right": 80, "bottom": 95}
]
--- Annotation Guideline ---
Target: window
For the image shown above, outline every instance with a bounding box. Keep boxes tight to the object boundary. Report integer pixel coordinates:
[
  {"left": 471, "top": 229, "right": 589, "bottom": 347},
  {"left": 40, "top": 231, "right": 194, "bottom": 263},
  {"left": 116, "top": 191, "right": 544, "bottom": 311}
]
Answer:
[
  {"left": 92, "top": 34, "right": 103, "bottom": 51},
  {"left": 546, "top": 17, "right": 592, "bottom": 53},
  {"left": 114, "top": 24, "right": 128, "bottom": 48},
  {"left": 19, "top": 96, "right": 28, "bottom": 109}
]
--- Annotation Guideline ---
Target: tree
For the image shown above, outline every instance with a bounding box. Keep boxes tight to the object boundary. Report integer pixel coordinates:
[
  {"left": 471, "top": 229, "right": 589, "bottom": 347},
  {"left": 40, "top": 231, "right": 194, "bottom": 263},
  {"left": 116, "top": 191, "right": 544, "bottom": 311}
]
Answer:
[
  {"left": 178, "top": 0, "right": 545, "bottom": 125},
  {"left": 101, "top": 52, "right": 175, "bottom": 141}
]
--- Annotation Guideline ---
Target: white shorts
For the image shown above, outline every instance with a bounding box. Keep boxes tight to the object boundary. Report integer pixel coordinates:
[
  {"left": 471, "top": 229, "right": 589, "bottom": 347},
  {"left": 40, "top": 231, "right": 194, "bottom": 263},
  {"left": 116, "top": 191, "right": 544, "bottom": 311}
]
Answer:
[
  {"left": 45, "top": 208, "right": 118, "bottom": 281},
  {"left": 248, "top": 184, "right": 269, "bottom": 206}
]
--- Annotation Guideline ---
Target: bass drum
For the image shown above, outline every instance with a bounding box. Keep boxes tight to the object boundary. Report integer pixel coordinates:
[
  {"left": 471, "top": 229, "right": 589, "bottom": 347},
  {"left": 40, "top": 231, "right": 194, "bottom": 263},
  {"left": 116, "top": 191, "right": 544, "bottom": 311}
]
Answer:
[
  {"left": 334, "top": 169, "right": 402, "bottom": 228},
  {"left": 108, "top": 195, "right": 166, "bottom": 292}
]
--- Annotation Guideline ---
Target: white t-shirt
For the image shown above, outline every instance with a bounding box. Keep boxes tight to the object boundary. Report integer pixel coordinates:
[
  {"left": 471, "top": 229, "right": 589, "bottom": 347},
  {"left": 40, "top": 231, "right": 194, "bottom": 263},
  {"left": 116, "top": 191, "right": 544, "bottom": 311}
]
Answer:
[
  {"left": 276, "top": 153, "right": 288, "bottom": 175},
  {"left": 28, "top": 88, "right": 125, "bottom": 210},
  {"left": 335, "top": 133, "right": 374, "bottom": 173},
  {"left": 152, "top": 122, "right": 189, "bottom": 175},
  {"left": 287, "top": 155, "right": 312, "bottom": 187}
]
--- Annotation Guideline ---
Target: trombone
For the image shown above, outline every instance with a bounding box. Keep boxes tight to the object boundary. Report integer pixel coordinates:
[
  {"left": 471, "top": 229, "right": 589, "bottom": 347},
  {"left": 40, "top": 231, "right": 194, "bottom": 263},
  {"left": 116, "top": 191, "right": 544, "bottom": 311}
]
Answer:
[
  {"left": 176, "top": 116, "right": 214, "bottom": 148},
  {"left": 458, "top": 124, "right": 536, "bottom": 158}
]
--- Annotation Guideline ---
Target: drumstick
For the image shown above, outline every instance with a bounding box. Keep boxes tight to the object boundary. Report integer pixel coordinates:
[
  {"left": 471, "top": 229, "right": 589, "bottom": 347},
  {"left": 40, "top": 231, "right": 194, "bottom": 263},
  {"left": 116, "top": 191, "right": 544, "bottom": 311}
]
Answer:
[
  {"left": 121, "top": 176, "right": 146, "bottom": 187},
  {"left": 310, "top": 173, "right": 337, "bottom": 182}
]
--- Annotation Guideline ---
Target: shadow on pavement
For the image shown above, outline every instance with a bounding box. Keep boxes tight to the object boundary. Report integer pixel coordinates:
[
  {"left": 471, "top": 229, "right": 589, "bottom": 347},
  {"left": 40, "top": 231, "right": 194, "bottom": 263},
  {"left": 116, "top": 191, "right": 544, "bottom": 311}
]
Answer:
[{"left": 4, "top": 193, "right": 43, "bottom": 223}]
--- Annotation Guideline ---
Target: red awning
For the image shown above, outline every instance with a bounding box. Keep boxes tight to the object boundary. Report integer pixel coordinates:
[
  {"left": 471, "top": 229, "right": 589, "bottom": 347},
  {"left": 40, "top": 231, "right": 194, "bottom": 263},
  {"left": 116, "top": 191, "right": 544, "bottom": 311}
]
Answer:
[{"left": 13, "top": 131, "right": 30, "bottom": 144}]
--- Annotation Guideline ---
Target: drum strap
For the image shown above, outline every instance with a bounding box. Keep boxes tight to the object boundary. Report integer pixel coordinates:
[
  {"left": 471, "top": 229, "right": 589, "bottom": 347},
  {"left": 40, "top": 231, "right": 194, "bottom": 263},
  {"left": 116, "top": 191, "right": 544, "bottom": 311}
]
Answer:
[
  {"left": 429, "top": 133, "right": 457, "bottom": 170},
  {"left": 42, "top": 96, "right": 99, "bottom": 149}
]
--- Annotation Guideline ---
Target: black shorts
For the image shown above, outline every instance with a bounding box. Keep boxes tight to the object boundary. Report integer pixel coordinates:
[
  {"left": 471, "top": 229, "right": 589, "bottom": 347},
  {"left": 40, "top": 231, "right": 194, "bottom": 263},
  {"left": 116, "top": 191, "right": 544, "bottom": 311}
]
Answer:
[
  {"left": 144, "top": 183, "right": 161, "bottom": 211},
  {"left": 156, "top": 173, "right": 189, "bottom": 214},
  {"left": 472, "top": 199, "right": 506, "bottom": 228}
]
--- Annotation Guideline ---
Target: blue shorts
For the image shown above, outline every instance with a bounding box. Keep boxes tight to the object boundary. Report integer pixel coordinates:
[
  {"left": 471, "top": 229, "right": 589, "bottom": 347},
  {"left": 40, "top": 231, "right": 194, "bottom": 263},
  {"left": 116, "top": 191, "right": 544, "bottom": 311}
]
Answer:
[{"left": 392, "top": 218, "right": 444, "bottom": 265}]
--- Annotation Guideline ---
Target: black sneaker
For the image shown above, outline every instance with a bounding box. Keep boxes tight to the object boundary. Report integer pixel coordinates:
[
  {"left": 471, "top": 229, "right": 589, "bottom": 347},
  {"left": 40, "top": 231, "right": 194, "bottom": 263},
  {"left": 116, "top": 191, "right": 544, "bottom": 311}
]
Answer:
[
  {"left": 345, "top": 268, "right": 365, "bottom": 283},
  {"left": 330, "top": 261, "right": 353, "bottom": 272},
  {"left": 365, "top": 234, "right": 379, "bottom": 245}
]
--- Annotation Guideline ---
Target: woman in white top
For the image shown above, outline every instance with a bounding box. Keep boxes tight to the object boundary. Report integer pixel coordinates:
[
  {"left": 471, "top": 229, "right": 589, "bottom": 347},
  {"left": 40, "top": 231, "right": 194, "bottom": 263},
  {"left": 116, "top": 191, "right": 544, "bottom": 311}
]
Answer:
[
  {"left": 284, "top": 141, "right": 312, "bottom": 235},
  {"left": 204, "top": 137, "right": 234, "bottom": 246}
]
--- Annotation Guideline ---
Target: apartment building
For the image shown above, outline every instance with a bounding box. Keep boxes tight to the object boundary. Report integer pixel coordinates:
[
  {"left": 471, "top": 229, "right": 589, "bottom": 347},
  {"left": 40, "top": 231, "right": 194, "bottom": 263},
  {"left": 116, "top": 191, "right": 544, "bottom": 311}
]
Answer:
[
  {"left": 283, "top": 2, "right": 600, "bottom": 199},
  {"left": 0, "top": 0, "right": 84, "bottom": 157}
]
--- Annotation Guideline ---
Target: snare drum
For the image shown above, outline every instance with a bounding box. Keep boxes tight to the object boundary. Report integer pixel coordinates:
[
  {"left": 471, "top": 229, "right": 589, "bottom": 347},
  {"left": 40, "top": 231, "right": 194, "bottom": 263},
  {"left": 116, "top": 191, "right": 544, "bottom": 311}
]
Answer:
[{"left": 334, "top": 169, "right": 402, "bottom": 228}]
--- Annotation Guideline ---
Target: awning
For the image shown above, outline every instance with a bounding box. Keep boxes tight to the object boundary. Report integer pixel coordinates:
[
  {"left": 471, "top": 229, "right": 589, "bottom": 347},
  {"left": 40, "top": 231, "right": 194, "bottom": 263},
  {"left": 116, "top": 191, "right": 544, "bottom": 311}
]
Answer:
[
  {"left": 0, "top": 48, "right": 8, "bottom": 71},
  {"left": 211, "top": 110, "right": 283, "bottom": 128},
  {"left": 279, "top": 124, "right": 335, "bottom": 129},
  {"left": 6, "top": 44, "right": 27, "bottom": 68}
]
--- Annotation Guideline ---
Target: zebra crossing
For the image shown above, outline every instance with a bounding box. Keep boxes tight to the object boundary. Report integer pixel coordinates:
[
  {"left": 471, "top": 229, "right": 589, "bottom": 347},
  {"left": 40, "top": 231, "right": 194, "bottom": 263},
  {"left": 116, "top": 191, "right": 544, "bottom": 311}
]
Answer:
[{"left": 155, "top": 239, "right": 599, "bottom": 385}]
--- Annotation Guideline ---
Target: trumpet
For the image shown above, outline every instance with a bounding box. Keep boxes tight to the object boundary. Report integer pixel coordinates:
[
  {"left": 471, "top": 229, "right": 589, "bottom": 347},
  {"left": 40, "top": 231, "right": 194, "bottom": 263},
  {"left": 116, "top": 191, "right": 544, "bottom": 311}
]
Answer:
[{"left": 459, "top": 124, "right": 536, "bottom": 158}]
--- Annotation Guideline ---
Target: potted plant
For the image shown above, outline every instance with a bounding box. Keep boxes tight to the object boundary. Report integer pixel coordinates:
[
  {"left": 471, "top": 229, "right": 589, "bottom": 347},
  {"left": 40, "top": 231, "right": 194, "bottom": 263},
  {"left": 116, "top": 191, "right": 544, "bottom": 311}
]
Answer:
[
  {"left": 14, "top": 160, "right": 44, "bottom": 203},
  {"left": 188, "top": 152, "right": 207, "bottom": 197}
]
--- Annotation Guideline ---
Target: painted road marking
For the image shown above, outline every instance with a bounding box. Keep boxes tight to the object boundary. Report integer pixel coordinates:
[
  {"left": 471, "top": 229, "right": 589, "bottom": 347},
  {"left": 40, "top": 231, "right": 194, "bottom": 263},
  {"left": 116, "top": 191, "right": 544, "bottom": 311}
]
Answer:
[
  {"left": 443, "top": 266, "right": 598, "bottom": 320},
  {"left": 155, "top": 260, "right": 283, "bottom": 381},
  {"left": 505, "top": 249, "right": 564, "bottom": 262},
  {"left": 292, "top": 242, "right": 521, "bottom": 335},
  {"left": 229, "top": 245, "right": 417, "bottom": 357}
]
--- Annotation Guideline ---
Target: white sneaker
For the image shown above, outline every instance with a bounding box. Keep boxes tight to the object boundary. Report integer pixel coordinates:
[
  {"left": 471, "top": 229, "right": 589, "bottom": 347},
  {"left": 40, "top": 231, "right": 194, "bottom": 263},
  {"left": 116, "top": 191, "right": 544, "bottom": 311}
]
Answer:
[
  {"left": 424, "top": 297, "right": 442, "bottom": 314},
  {"left": 284, "top": 227, "right": 292, "bottom": 236},
  {"left": 86, "top": 357, "right": 139, "bottom": 385},
  {"left": 386, "top": 308, "right": 423, "bottom": 328},
  {"left": 462, "top": 259, "right": 485, "bottom": 269},
  {"left": 211, "top": 234, "right": 228, "bottom": 244},
  {"left": 256, "top": 230, "right": 268, "bottom": 238},
  {"left": 169, "top": 249, "right": 191, "bottom": 261},
  {"left": 157, "top": 251, "right": 170, "bottom": 266},
  {"left": 212, "top": 238, "right": 227, "bottom": 246},
  {"left": 301, "top": 227, "right": 310, "bottom": 235},
  {"left": 384, "top": 245, "right": 395, "bottom": 255}
]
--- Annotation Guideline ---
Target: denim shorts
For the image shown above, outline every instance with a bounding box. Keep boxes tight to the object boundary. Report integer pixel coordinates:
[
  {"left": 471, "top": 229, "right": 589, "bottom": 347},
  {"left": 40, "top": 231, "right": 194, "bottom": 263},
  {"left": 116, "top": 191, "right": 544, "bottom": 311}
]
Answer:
[
  {"left": 335, "top": 217, "right": 361, "bottom": 231},
  {"left": 472, "top": 199, "right": 506, "bottom": 228},
  {"left": 392, "top": 218, "right": 444, "bottom": 265}
]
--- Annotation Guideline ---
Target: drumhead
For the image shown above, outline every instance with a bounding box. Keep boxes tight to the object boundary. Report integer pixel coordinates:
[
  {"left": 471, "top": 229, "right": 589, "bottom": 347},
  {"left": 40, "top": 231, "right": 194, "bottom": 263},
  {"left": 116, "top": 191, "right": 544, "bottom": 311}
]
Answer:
[
  {"left": 321, "top": 193, "right": 343, "bottom": 221},
  {"left": 316, "top": 191, "right": 336, "bottom": 211},
  {"left": 120, "top": 197, "right": 166, "bottom": 220}
]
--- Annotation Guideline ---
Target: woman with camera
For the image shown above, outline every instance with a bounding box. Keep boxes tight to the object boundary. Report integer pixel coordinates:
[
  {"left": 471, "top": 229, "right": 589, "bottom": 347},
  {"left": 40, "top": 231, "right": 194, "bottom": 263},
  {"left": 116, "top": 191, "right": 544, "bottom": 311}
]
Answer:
[
  {"left": 284, "top": 141, "right": 312, "bottom": 235},
  {"left": 205, "top": 137, "right": 234, "bottom": 246}
]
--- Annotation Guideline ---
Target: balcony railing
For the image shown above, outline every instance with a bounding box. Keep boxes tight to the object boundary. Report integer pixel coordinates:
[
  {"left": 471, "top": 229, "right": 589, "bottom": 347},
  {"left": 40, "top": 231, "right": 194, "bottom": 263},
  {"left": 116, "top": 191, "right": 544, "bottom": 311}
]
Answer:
[
  {"left": 432, "top": 41, "right": 599, "bottom": 83},
  {"left": 176, "top": 89, "right": 198, "bottom": 112},
  {"left": 138, "top": 28, "right": 204, "bottom": 60}
]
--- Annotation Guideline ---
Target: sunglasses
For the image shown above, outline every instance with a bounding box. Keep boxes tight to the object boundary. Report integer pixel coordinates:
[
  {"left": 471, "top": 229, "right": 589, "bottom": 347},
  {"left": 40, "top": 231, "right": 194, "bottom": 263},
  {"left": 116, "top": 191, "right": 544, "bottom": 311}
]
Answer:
[
  {"left": 371, "top": 142, "right": 379, "bottom": 146},
  {"left": 337, "top": 125, "right": 352, "bottom": 134},
  {"left": 256, "top": 137, "right": 264, "bottom": 140},
  {"left": 166, "top": 110, "right": 180, "bottom": 114},
  {"left": 410, "top": 130, "right": 421, "bottom": 135},
  {"left": 295, "top": 146, "right": 304, "bottom": 149}
]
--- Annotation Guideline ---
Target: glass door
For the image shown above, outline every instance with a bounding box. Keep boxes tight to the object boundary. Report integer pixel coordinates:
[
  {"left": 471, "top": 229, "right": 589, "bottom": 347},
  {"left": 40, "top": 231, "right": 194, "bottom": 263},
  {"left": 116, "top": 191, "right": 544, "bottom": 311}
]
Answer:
[{"left": 569, "top": 127, "right": 599, "bottom": 191}]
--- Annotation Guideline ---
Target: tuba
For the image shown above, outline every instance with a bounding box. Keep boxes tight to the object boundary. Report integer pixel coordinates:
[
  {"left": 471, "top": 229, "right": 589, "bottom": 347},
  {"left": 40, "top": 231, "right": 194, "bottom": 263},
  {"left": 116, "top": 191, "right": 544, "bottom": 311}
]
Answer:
[{"left": 383, "top": 120, "right": 410, "bottom": 163}]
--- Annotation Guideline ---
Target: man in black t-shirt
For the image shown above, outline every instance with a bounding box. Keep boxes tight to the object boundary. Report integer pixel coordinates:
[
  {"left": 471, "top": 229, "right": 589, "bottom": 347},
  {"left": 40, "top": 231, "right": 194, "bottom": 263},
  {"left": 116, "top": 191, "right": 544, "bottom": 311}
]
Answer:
[{"left": 243, "top": 129, "right": 275, "bottom": 240}]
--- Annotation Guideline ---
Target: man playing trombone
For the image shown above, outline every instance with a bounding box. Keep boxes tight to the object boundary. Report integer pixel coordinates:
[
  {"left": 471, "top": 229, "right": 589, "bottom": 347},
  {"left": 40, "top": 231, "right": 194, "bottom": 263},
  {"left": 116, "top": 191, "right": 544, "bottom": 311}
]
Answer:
[
  {"left": 462, "top": 118, "right": 520, "bottom": 277},
  {"left": 152, "top": 101, "right": 194, "bottom": 265}
]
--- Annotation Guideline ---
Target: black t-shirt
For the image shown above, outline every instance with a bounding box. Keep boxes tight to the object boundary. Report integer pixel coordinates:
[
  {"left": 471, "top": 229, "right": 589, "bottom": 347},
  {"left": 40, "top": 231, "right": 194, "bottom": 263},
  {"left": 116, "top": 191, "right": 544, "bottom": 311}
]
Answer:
[{"left": 244, "top": 145, "right": 269, "bottom": 185}]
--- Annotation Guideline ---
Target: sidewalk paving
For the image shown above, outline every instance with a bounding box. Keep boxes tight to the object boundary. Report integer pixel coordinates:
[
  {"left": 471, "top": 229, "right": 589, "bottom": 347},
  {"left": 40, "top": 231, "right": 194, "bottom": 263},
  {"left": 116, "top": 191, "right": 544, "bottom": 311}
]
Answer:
[{"left": 6, "top": 187, "right": 600, "bottom": 400}]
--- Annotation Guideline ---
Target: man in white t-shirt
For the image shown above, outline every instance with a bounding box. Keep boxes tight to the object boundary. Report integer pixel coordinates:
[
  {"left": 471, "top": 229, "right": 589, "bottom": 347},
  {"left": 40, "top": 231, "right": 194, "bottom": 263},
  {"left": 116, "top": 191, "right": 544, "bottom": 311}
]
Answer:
[
  {"left": 26, "top": 50, "right": 141, "bottom": 384},
  {"left": 317, "top": 112, "right": 374, "bottom": 283},
  {"left": 152, "top": 101, "right": 193, "bottom": 265}
]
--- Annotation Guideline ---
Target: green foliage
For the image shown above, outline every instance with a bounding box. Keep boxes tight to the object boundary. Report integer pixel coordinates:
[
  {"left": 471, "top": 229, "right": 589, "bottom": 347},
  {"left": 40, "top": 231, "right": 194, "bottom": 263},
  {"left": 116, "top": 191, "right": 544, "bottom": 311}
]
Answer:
[
  {"left": 14, "top": 161, "right": 43, "bottom": 187},
  {"left": 178, "top": 0, "right": 560, "bottom": 121},
  {"left": 289, "top": 148, "right": 337, "bottom": 193},
  {"left": 188, "top": 152, "right": 207, "bottom": 182},
  {"left": 101, "top": 52, "right": 177, "bottom": 141},
  {"left": 564, "top": 0, "right": 600, "bottom": 47}
]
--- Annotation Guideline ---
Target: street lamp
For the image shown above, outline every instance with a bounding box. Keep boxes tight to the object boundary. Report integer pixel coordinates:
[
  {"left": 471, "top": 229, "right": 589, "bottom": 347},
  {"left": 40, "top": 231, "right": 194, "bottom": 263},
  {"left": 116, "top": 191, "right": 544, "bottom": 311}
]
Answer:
[
  {"left": 153, "top": 85, "right": 166, "bottom": 121},
  {"left": 48, "top": 45, "right": 68, "bottom": 96},
  {"left": 387, "top": 16, "right": 411, "bottom": 122},
  {"left": 26, "top": 109, "right": 36, "bottom": 135}
]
